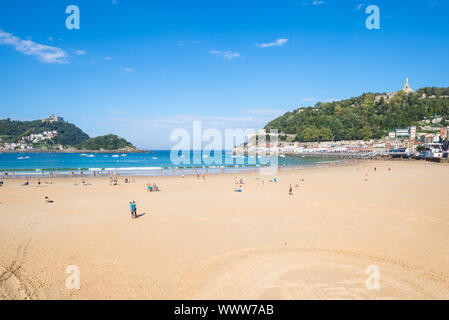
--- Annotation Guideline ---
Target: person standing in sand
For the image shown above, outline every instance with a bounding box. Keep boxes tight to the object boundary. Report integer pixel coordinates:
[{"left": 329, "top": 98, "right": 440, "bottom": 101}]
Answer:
[
  {"left": 132, "top": 201, "right": 137, "bottom": 218},
  {"left": 289, "top": 184, "right": 293, "bottom": 195},
  {"left": 129, "top": 201, "right": 135, "bottom": 219}
]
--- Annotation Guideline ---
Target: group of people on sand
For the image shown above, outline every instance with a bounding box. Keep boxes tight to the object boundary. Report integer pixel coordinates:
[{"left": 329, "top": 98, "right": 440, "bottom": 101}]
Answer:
[
  {"left": 234, "top": 177, "right": 245, "bottom": 185},
  {"left": 21, "top": 179, "right": 53, "bottom": 187},
  {"left": 359, "top": 166, "right": 392, "bottom": 182},
  {"left": 129, "top": 201, "right": 138, "bottom": 218},
  {"left": 73, "top": 179, "right": 90, "bottom": 186},
  {"left": 234, "top": 175, "right": 302, "bottom": 196},
  {"left": 196, "top": 174, "right": 206, "bottom": 181},
  {"left": 146, "top": 182, "right": 160, "bottom": 192},
  {"left": 1, "top": 172, "right": 16, "bottom": 179},
  {"left": 234, "top": 176, "right": 244, "bottom": 192},
  {"left": 110, "top": 177, "right": 137, "bottom": 185}
]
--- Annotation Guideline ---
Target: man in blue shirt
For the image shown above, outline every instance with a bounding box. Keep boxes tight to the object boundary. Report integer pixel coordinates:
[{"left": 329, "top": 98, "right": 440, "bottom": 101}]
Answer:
[
  {"left": 129, "top": 201, "right": 136, "bottom": 219},
  {"left": 132, "top": 201, "right": 137, "bottom": 218}
]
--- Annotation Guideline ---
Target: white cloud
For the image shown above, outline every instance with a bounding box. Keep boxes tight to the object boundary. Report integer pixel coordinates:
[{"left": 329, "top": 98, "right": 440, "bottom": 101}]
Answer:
[
  {"left": 312, "top": 0, "right": 326, "bottom": 5},
  {"left": 121, "top": 67, "right": 134, "bottom": 72},
  {"left": 0, "top": 29, "right": 68, "bottom": 64},
  {"left": 356, "top": 3, "right": 364, "bottom": 10},
  {"left": 210, "top": 50, "right": 240, "bottom": 60},
  {"left": 74, "top": 50, "right": 86, "bottom": 55},
  {"left": 105, "top": 56, "right": 112, "bottom": 60},
  {"left": 256, "top": 38, "right": 289, "bottom": 48}
]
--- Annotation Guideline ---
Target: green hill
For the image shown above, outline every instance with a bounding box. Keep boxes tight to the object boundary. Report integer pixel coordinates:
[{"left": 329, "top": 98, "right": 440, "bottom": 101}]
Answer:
[
  {"left": 74, "top": 134, "right": 137, "bottom": 151},
  {"left": 0, "top": 117, "right": 138, "bottom": 151},
  {"left": 0, "top": 118, "right": 89, "bottom": 146},
  {"left": 264, "top": 87, "right": 449, "bottom": 142}
]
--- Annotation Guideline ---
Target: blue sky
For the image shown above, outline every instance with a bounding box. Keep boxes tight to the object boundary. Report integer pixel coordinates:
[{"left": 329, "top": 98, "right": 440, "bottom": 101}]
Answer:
[{"left": 1, "top": 0, "right": 449, "bottom": 149}]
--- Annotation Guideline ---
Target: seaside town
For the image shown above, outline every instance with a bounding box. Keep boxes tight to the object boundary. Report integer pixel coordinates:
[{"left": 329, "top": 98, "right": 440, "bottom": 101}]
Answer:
[
  {"left": 235, "top": 80, "right": 449, "bottom": 162},
  {"left": 0, "top": 114, "right": 62, "bottom": 151},
  {"left": 235, "top": 123, "right": 449, "bottom": 160}
]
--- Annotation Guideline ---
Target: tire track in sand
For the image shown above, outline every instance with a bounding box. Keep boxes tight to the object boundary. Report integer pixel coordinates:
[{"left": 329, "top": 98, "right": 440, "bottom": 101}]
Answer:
[
  {"left": 0, "top": 240, "right": 44, "bottom": 300},
  {"left": 175, "top": 246, "right": 449, "bottom": 300}
]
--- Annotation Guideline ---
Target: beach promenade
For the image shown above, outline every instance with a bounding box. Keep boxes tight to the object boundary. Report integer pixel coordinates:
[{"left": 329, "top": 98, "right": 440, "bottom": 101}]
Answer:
[{"left": 1, "top": 160, "right": 448, "bottom": 300}]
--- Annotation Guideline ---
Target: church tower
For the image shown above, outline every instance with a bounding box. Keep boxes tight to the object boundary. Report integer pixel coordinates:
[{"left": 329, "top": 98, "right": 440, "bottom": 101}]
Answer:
[{"left": 402, "top": 78, "right": 414, "bottom": 94}]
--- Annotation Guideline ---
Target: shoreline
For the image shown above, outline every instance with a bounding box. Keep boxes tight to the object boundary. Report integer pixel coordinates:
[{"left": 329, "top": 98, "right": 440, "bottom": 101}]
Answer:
[
  {"left": 0, "top": 159, "right": 363, "bottom": 178},
  {"left": 1, "top": 157, "right": 430, "bottom": 179},
  {"left": 0, "top": 149, "right": 149, "bottom": 154}
]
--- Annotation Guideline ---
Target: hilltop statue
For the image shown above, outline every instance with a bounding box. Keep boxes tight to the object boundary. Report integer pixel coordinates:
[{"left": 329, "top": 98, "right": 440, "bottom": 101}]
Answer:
[
  {"left": 402, "top": 78, "right": 414, "bottom": 94},
  {"left": 374, "top": 78, "right": 415, "bottom": 103}
]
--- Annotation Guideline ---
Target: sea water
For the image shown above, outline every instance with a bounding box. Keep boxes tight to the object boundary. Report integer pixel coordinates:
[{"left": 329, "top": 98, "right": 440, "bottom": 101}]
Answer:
[{"left": 0, "top": 150, "right": 343, "bottom": 177}]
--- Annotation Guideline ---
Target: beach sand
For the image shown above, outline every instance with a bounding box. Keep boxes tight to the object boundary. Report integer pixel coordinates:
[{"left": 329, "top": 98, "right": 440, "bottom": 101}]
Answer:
[{"left": 1, "top": 160, "right": 449, "bottom": 300}]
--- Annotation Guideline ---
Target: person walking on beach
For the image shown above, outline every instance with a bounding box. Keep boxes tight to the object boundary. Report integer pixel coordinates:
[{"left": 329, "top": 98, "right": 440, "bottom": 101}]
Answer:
[
  {"left": 289, "top": 184, "right": 293, "bottom": 195},
  {"left": 129, "top": 201, "right": 135, "bottom": 219},
  {"left": 132, "top": 201, "right": 137, "bottom": 218}
]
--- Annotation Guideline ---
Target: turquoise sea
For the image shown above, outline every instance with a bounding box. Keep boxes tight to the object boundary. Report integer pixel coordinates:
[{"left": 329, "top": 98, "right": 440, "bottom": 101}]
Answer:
[{"left": 0, "top": 150, "right": 343, "bottom": 176}]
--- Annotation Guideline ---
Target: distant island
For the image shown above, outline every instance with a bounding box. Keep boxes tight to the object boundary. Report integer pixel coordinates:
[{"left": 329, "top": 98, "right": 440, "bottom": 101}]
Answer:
[
  {"left": 265, "top": 81, "right": 449, "bottom": 142},
  {"left": 0, "top": 115, "right": 143, "bottom": 152}
]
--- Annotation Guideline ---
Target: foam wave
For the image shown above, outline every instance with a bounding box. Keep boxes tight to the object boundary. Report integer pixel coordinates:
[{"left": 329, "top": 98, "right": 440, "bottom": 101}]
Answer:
[{"left": 103, "top": 167, "right": 163, "bottom": 171}]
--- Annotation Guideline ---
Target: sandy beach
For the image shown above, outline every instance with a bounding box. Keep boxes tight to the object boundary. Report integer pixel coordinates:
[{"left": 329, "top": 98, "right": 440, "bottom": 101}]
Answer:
[{"left": 1, "top": 160, "right": 449, "bottom": 300}]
